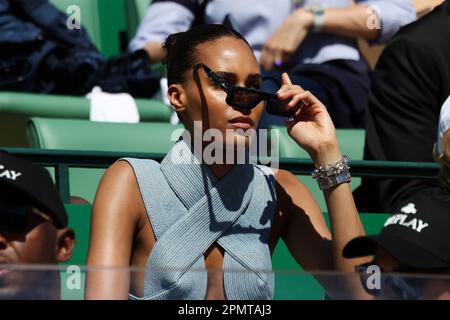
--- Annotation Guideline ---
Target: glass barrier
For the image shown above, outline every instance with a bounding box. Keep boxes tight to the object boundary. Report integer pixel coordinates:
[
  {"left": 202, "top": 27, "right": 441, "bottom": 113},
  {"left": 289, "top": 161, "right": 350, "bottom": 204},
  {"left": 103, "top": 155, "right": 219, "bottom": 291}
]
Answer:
[{"left": 0, "top": 265, "right": 448, "bottom": 300}]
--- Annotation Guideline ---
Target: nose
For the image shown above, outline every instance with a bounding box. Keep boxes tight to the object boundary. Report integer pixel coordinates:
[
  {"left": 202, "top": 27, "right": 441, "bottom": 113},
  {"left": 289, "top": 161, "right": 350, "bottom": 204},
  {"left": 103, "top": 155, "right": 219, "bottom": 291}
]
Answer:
[{"left": 233, "top": 107, "right": 252, "bottom": 116}]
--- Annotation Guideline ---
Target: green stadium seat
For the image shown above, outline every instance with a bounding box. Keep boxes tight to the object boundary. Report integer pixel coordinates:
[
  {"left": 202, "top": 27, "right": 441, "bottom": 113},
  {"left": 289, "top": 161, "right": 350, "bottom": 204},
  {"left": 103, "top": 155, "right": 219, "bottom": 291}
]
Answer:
[
  {"left": 268, "top": 126, "right": 366, "bottom": 211},
  {"left": 27, "top": 117, "right": 182, "bottom": 152},
  {"left": 125, "top": 0, "right": 152, "bottom": 40},
  {"left": 61, "top": 204, "right": 389, "bottom": 300},
  {"left": 269, "top": 125, "right": 365, "bottom": 159},
  {"left": 50, "top": 0, "right": 101, "bottom": 49},
  {"left": 0, "top": 92, "right": 172, "bottom": 147},
  {"left": 135, "top": 0, "right": 152, "bottom": 21},
  {"left": 27, "top": 117, "right": 183, "bottom": 202},
  {"left": 50, "top": 0, "right": 127, "bottom": 57}
]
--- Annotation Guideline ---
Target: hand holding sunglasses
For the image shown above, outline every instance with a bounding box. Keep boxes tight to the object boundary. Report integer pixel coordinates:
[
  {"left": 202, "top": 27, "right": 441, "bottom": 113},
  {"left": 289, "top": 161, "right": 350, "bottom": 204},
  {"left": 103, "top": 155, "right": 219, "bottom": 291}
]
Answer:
[
  {"left": 193, "top": 63, "right": 307, "bottom": 117},
  {"left": 275, "top": 73, "right": 342, "bottom": 166}
]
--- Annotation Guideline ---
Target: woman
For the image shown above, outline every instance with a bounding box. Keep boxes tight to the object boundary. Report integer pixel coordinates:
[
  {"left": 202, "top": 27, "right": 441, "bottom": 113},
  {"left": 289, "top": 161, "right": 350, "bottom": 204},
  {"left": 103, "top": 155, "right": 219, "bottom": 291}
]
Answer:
[{"left": 86, "top": 24, "right": 367, "bottom": 300}]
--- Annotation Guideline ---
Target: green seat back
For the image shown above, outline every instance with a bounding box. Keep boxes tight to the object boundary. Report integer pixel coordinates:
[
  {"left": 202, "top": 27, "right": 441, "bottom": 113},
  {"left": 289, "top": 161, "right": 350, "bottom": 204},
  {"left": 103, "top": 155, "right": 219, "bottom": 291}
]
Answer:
[
  {"left": 60, "top": 204, "right": 91, "bottom": 300},
  {"left": 27, "top": 118, "right": 183, "bottom": 202},
  {"left": 125, "top": 0, "right": 152, "bottom": 40},
  {"left": 0, "top": 92, "right": 172, "bottom": 147},
  {"left": 50, "top": 0, "right": 126, "bottom": 57},
  {"left": 27, "top": 118, "right": 182, "bottom": 152},
  {"left": 269, "top": 126, "right": 366, "bottom": 211},
  {"left": 0, "top": 92, "right": 171, "bottom": 121},
  {"left": 49, "top": 0, "right": 101, "bottom": 49},
  {"left": 269, "top": 126, "right": 365, "bottom": 159},
  {"left": 61, "top": 204, "right": 389, "bottom": 300}
]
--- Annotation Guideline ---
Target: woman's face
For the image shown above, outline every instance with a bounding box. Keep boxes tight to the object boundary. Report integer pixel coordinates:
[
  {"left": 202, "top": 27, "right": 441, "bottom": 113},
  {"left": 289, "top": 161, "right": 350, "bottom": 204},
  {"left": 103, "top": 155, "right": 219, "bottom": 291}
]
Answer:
[{"left": 179, "top": 36, "right": 265, "bottom": 152}]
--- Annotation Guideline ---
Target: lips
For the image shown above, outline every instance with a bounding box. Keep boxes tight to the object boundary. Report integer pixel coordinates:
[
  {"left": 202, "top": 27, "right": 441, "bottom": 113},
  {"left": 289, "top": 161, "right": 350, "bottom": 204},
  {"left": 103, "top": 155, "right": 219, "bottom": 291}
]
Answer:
[{"left": 228, "top": 116, "right": 255, "bottom": 130}]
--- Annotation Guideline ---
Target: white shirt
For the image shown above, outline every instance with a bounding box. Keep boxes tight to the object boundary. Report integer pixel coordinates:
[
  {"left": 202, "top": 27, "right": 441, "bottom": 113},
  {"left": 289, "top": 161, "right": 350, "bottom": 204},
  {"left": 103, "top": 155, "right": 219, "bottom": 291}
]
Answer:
[{"left": 130, "top": 0, "right": 416, "bottom": 64}]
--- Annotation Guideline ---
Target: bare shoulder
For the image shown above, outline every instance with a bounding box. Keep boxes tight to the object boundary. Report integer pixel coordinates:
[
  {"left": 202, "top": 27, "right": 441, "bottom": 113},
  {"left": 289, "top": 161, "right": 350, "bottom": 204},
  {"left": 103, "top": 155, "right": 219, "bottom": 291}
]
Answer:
[
  {"left": 86, "top": 160, "right": 147, "bottom": 298},
  {"left": 91, "top": 160, "right": 144, "bottom": 231}
]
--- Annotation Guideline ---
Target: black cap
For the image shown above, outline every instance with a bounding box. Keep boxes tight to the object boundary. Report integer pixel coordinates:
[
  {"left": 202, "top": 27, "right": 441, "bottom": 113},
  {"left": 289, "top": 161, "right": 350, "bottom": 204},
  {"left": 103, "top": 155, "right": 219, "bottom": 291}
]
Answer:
[
  {"left": 344, "top": 190, "right": 450, "bottom": 270},
  {"left": 0, "top": 152, "right": 68, "bottom": 228}
]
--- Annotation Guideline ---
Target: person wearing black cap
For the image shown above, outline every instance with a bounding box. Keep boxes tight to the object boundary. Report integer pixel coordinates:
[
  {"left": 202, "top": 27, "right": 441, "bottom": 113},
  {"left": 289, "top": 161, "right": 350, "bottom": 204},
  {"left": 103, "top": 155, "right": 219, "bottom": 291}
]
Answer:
[
  {"left": 0, "top": 152, "right": 75, "bottom": 300},
  {"left": 344, "top": 190, "right": 450, "bottom": 300}
]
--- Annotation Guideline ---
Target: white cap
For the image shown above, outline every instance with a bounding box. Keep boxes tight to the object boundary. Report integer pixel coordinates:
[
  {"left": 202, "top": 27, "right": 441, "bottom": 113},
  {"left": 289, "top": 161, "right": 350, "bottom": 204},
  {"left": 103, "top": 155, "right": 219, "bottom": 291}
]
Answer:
[{"left": 437, "top": 95, "right": 450, "bottom": 155}]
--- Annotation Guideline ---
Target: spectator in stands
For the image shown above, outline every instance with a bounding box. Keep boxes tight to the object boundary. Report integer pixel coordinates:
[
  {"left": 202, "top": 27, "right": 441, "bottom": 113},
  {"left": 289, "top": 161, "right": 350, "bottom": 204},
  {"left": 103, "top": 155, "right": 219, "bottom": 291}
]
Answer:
[
  {"left": 354, "top": 0, "right": 450, "bottom": 214},
  {"left": 86, "top": 24, "right": 369, "bottom": 300},
  {"left": 434, "top": 95, "right": 450, "bottom": 190},
  {"left": 130, "top": 0, "right": 416, "bottom": 128},
  {"left": 0, "top": 152, "right": 75, "bottom": 300},
  {"left": 344, "top": 192, "right": 450, "bottom": 300}
]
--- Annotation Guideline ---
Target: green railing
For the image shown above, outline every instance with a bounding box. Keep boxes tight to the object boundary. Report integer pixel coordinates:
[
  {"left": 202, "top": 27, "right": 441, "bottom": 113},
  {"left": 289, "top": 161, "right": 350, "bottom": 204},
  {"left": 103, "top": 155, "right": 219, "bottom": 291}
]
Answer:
[{"left": 4, "top": 148, "right": 440, "bottom": 204}]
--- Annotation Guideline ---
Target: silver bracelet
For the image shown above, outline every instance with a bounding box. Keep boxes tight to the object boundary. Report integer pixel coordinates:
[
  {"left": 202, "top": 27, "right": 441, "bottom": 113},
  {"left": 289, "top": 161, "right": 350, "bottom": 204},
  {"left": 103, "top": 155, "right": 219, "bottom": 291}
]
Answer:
[
  {"left": 312, "top": 156, "right": 351, "bottom": 190},
  {"left": 305, "top": 5, "right": 325, "bottom": 32}
]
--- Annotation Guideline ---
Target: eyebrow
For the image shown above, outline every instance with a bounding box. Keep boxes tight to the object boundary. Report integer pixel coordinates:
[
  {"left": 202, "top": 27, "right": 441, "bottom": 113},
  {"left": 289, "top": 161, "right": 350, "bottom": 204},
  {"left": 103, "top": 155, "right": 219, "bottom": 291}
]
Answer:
[{"left": 215, "top": 71, "right": 262, "bottom": 82}]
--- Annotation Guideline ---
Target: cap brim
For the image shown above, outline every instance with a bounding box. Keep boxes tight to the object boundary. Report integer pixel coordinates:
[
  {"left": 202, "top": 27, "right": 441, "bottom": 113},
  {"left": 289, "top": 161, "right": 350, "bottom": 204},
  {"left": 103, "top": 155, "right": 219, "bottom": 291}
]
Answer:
[
  {"left": 344, "top": 235, "right": 449, "bottom": 270},
  {"left": 0, "top": 179, "right": 66, "bottom": 228},
  {"left": 343, "top": 235, "right": 379, "bottom": 258}
]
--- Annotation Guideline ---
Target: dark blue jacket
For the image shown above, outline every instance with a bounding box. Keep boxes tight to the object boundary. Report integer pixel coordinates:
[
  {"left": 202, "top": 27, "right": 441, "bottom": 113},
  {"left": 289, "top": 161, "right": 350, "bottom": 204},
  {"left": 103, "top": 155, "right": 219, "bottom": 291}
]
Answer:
[{"left": 0, "top": 0, "right": 104, "bottom": 93}]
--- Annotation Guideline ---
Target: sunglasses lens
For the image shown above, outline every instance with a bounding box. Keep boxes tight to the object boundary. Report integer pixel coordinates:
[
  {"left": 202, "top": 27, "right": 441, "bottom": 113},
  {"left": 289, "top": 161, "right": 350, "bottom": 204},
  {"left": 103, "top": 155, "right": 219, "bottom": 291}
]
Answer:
[
  {"left": 229, "top": 88, "right": 262, "bottom": 109},
  {"left": 0, "top": 207, "right": 30, "bottom": 234},
  {"left": 266, "top": 96, "right": 298, "bottom": 117}
]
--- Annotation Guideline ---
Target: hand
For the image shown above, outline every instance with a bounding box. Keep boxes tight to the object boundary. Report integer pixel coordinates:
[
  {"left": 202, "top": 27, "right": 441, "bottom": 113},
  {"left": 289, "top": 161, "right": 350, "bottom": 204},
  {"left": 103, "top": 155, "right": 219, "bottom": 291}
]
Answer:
[
  {"left": 260, "top": 9, "right": 314, "bottom": 71},
  {"left": 277, "top": 73, "right": 342, "bottom": 166}
]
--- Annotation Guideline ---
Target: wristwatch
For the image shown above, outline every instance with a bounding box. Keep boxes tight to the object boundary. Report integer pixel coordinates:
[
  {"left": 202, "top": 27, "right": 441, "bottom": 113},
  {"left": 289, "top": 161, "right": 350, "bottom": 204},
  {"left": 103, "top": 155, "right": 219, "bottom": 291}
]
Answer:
[
  {"left": 306, "top": 6, "right": 325, "bottom": 32},
  {"left": 312, "top": 155, "right": 352, "bottom": 191},
  {"left": 316, "top": 170, "right": 352, "bottom": 191}
]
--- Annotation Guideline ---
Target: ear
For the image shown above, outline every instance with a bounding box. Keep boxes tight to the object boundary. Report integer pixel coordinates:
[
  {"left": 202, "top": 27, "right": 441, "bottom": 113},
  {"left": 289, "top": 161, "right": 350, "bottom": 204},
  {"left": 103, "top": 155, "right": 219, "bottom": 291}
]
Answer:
[
  {"left": 55, "top": 228, "right": 75, "bottom": 263},
  {"left": 168, "top": 84, "right": 188, "bottom": 114}
]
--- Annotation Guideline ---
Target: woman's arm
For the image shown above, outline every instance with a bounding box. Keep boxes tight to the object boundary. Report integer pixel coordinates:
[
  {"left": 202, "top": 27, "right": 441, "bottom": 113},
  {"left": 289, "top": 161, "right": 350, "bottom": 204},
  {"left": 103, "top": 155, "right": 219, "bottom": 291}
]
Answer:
[
  {"left": 260, "top": 4, "right": 378, "bottom": 71},
  {"left": 260, "top": 0, "right": 416, "bottom": 70},
  {"left": 272, "top": 73, "right": 372, "bottom": 298},
  {"left": 274, "top": 169, "right": 333, "bottom": 271},
  {"left": 277, "top": 73, "right": 369, "bottom": 272},
  {"left": 275, "top": 169, "right": 372, "bottom": 298},
  {"left": 85, "top": 161, "right": 144, "bottom": 300},
  {"left": 317, "top": 5, "right": 380, "bottom": 41},
  {"left": 129, "top": 1, "right": 195, "bottom": 62}
]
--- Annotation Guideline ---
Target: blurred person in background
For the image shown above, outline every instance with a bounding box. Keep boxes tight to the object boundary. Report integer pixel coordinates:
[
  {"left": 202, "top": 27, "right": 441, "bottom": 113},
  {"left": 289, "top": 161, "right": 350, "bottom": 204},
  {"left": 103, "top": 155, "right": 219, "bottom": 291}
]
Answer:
[
  {"left": 0, "top": 0, "right": 159, "bottom": 98},
  {"left": 0, "top": 152, "right": 75, "bottom": 300},
  {"left": 354, "top": 0, "right": 450, "bottom": 214},
  {"left": 130, "top": 0, "right": 416, "bottom": 128}
]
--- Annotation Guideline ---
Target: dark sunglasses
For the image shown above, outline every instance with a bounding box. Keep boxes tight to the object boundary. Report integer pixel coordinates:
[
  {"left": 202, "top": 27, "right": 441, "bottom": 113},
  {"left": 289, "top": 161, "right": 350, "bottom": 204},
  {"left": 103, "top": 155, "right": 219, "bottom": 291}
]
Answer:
[
  {"left": 193, "top": 63, "right": 301, "bottom": 117},
  {"left": 0, "top": 205, "right": 53, "bottom": 234},
  {"left": 355, "top": 262, "right": 430, "bottom": 300}
]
